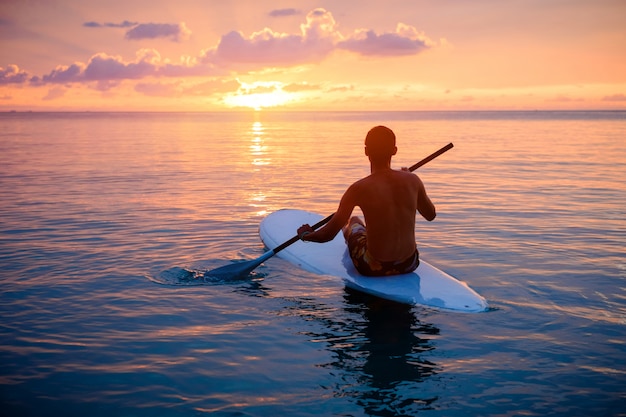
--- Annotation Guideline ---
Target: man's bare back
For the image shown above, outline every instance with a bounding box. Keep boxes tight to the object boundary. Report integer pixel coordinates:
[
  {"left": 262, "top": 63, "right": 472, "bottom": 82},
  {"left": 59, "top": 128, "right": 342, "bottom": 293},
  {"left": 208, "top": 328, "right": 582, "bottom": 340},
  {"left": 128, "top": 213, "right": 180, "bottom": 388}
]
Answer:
[
  {"left": 296, "top": 126, "right": 436, "bottom": 276},
  {"left": 345, "top": 168, "right": 433, "bottom": 261}
]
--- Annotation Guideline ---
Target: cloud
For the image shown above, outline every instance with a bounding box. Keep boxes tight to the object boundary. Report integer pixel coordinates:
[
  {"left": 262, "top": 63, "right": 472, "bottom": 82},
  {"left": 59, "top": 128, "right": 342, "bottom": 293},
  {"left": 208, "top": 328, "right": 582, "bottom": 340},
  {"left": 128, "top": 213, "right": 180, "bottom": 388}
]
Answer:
[
  {"left": 208, "top": 29, "right": 312, "bottom": 66},
  {"left": 337, "top": 23, "right": 434, "bottom": 56},
  {"left": 205, "top": 9, "right": 434, "bottom": 68},
  {"left": 28, "top": 9, "right": 437, "bottom": 88},
  {"left": 125, "top": 22, "right": 191, "bottom": 42},
  {"left": 326, "top": 84, "right": 354, "bottom": 93},
  {"left": 303, "top": 9, "right": 340, "bottom": 41},
  {"left": 84, "top": 20, "right": 190, "bottom": 42},
  {"left": 42, "top": 86, "right": 66, "bottom": 101},
  {"left": 134, "top": 81, "right": 181, "bottom": 97},
  {"left": 39, "top": 62, "right": 86, "bottom": 84},
  {"left": 602, "top": 93, "right": 626, "bottom": 102},
  {"left": 186, "top": 79, "right": 241, "bottom": 95},
  {"left": 83, "top": 20, "right": 137, "bottom": 28},
  {"left": 35, "top": 49, "right": 215, "bottom": 87},
  {"left": 546, "top": 95, "right": 585, "bottom": 102},
  {"left": 109, "top": 20, "right": 138, "bottom": 28},
  {"left": 0, "top": 65, "right": 30, "bottom": 84},
  {"left": 245, "top": 84, "right": 277, "bottom": 94},
  {"left": 84, "top": 52, "right": 158, "bottom": 80},
  {"left": 134, "top": 79, "right": 240, "bottom": 97},
  {"left": 206, "top": 9, "right": 337, "bottom": 68},
  {"left": 269, "top": 8, "right": 301, "bottom": 17},
  {"left": 283, "top": 82, "right": 321, "bottom": 92},
  {"left": 38, "top": 50, "right": 161, "bottom": 84}
]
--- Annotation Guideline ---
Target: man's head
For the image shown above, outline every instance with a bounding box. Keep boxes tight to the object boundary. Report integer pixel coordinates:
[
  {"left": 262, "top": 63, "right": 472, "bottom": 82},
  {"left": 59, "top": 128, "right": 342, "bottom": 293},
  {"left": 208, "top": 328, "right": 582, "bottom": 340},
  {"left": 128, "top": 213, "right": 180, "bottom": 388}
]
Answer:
[{"left": 365, "top": 126, "right": 397, "bottom": 162}]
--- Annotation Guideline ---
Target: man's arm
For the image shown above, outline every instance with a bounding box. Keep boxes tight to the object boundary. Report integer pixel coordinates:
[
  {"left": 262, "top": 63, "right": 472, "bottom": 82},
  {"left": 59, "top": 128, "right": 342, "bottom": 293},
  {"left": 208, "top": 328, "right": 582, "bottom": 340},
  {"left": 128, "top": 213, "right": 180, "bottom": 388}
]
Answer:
[
  {"left": 297, "top": 185, "right": 358, "bottom": 242},
  {"left": 416, "top": 176, "right": 436, "bottom": 221}
]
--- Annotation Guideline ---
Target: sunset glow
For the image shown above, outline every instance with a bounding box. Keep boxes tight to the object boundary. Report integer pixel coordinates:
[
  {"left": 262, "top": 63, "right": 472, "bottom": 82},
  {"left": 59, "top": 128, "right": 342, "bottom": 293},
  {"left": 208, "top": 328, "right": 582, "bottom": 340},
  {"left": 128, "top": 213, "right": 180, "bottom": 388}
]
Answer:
[
  {"left": 223, "top": 82, "right": 297, "bottom": 110},
  {"left": 1, "top": 1, "right": 625, "bottom": 111}
]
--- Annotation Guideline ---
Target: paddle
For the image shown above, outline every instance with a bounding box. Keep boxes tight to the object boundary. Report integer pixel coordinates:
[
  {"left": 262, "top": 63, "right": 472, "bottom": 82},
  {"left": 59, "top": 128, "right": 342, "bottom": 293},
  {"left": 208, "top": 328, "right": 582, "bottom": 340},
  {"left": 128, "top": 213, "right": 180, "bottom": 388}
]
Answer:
[{"left": 207, "top": 142, "right": 454, "bottom": 279}]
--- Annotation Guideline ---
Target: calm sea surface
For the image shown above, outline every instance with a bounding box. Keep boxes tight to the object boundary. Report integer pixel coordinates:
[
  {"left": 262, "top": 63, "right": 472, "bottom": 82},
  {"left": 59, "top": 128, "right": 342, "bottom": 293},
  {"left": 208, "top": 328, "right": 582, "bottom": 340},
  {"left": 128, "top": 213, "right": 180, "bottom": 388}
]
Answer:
[{"left": 1, "top": 111, "right": 625, "bottom": 416}]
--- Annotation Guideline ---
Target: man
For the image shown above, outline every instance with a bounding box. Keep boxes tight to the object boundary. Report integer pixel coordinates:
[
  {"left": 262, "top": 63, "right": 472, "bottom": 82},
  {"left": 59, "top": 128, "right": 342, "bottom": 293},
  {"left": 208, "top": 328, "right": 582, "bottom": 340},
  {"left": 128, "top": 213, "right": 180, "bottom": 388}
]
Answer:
[{"left": 296, "top": 125, "right": 436, "bottom": 277}]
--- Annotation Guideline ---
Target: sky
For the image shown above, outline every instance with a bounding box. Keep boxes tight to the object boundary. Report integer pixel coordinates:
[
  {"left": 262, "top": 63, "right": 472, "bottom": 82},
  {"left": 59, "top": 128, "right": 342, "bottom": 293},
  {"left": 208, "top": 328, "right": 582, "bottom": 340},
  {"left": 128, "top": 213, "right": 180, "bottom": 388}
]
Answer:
[{"left": 1, "top": 0, "right": 625, "bottom": 111}]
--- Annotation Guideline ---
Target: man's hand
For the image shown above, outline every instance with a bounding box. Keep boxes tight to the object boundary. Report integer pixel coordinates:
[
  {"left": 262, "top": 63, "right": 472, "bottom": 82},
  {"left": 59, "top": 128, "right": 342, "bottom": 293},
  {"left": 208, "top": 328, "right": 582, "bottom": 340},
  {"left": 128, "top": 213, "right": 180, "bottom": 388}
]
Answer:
[{"left": 297, "top": 224, "right": 314, "bottom": 241}]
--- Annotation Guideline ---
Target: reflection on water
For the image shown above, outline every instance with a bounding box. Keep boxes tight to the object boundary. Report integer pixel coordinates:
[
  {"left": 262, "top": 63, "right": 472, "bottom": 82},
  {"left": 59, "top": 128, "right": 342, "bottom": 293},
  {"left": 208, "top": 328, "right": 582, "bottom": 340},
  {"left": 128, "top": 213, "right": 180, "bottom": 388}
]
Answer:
[
  {"left": 247, "top": 121, "right": 273, "bottom": 217},
  {"left": 250, "top": 121, "right": 271, "bottom": 169},
  {"left": 298, "top": 288, "right": 440, "bottom": 416}
]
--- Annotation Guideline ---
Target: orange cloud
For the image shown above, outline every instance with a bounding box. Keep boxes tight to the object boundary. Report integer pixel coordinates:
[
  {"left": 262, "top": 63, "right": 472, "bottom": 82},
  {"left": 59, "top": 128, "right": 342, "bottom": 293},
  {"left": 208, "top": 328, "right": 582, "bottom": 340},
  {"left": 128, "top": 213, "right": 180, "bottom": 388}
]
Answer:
[
  {"left": 602, "top": 93, "right": 626, "bottom": 102},
  {"left": 282, "top": 82, "right": 322, "bottom": 92},
  {"left": 134, "top": 78, "right": 240, "bottom": 97}
]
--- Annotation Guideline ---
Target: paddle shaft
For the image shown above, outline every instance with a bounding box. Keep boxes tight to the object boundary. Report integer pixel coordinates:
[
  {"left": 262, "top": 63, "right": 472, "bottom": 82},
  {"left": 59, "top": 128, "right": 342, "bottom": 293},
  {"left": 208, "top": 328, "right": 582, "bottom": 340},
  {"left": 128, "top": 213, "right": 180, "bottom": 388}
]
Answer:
[
  {"left": 408, "top": 142, "right": 454, "bottom": 172},
  {"left": 271, "top": 142, "right": 454, "bottom": 256}
]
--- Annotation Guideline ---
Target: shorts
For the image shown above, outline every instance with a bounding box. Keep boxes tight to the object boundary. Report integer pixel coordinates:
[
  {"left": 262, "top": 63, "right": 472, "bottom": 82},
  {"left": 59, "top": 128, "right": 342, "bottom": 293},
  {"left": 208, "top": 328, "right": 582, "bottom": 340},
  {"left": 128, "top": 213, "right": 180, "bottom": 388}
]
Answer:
[{"left": 345, "top": 220, "right": 419, "bottom": 277}]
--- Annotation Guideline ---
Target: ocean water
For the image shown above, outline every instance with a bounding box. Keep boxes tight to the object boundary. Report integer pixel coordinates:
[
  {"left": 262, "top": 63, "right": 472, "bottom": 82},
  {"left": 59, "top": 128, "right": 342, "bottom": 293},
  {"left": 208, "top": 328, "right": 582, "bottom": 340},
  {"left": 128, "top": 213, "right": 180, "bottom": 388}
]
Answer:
[{"left": 0, "top": 110, "right": 625, "bottom": 416}]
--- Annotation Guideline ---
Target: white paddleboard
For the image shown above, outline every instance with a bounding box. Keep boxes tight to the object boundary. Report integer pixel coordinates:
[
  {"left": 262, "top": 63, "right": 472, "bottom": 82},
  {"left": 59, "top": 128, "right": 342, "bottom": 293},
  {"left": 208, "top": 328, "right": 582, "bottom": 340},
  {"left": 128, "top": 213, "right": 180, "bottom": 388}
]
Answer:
[{"left": 259, "top": 209, "right": 488, "bottom": 313}]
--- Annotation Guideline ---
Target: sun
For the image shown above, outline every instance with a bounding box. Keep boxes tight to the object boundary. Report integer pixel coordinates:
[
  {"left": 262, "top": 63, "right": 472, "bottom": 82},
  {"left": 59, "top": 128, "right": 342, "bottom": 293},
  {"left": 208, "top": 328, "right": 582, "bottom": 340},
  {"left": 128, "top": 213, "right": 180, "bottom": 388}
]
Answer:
[{"left": 224, "top": 81, "right": 295, "bottom": 110}]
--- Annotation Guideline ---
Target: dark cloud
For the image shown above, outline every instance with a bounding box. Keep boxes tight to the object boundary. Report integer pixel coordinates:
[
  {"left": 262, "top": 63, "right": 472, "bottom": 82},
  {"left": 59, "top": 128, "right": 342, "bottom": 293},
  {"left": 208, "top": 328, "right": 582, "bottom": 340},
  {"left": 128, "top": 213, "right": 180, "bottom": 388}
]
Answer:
[
  {"left": 269, "top": 8, "right": 301, "bottom": 17},
  {"left": 125, "top": 23, "right": 191, "bottom": 42},
  {"left": 83, "top": 20, "right": 137, "bottom": 28},
  {"left": 83, "top": 20, "right": 189, "bottom": 42},
  {"left": 337, "top": 24, "right": 433, "bottom": 56},
  {"left": 0, "top": 65, "right": 30, "bottom": 84},
  {"left": 40, "top": 63, "right": 84, "bottom": 84},
  {"left": 108, "top": 20, "right": 138, "bottom": 28}
]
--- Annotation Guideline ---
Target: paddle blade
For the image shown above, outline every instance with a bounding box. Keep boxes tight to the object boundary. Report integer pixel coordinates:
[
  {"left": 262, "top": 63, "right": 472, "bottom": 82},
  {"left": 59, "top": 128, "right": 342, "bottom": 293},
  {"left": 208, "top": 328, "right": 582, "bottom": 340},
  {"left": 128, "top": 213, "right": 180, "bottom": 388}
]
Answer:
[{"left": 205, "top": 250, "right": 275, "bottom": 280}]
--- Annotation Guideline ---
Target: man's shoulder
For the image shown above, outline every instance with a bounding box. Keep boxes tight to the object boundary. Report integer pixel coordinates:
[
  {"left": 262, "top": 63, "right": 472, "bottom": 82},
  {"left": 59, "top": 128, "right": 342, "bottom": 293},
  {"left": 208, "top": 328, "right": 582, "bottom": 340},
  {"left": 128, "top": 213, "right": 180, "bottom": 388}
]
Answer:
[
  {"left": 351, "top": 171, "right": 417, "bottom": 191},
  {"left": 352, "top": 173, "right": 384, "bottom": 187},
  {"left": 390, "top": 169, "right": 420, "bottom": 184}
]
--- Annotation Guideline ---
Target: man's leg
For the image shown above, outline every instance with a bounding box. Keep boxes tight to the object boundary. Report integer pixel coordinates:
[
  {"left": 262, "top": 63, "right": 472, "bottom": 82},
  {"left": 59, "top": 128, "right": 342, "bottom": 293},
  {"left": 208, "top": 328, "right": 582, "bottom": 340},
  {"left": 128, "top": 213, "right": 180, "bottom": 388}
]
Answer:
[{"left": 342, "top": 216, "right": 365, "bottom": 241}]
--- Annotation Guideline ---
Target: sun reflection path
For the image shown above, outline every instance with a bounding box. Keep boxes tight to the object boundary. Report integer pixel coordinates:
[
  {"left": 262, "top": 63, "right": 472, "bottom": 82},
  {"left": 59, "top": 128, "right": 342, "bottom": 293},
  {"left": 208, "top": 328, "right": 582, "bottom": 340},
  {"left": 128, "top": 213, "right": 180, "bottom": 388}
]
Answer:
[
  {"left": 250, "top": 122, "right": 271, "bottom": 169},
  {"left": 248, "top": 121, "right": 272, "bottom": 217}
]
